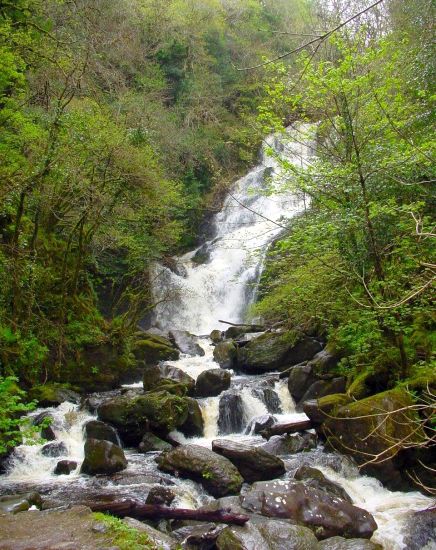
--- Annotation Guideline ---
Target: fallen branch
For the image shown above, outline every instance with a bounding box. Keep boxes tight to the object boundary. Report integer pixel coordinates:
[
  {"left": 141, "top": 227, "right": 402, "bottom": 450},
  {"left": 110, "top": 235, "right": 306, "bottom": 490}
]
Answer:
[
  {"left": 261, "top": 419, "right": 312, "bottom": 439},
  {"left": 89, "top": 500, "right": 250, "bottom": 525},
  {"left": 218, "top": 319, "right": 265, "bottom": 330}
]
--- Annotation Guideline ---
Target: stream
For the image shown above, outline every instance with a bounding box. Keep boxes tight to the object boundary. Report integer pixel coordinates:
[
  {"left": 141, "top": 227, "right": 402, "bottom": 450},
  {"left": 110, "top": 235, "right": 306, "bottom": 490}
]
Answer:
[{"left": 0, "top": 125, "right": 433, "bottom": 550}]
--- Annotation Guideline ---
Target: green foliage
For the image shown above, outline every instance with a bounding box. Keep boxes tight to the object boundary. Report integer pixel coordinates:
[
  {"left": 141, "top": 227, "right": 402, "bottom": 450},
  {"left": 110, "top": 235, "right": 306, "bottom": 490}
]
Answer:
[{"left": 92, "top": 513, "right": 156, "bottom": 550}]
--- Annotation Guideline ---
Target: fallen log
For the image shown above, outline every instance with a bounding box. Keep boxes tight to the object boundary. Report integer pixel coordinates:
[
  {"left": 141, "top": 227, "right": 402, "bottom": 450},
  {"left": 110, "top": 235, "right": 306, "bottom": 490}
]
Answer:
[
  {"left": 218, "top": 319, "right": 265, "bottom": 330},
  {"left": 260, "top": 419, "right": 312, "bottom": 439},
  {"left": 89, "top": 500, "right": 249, "bottom": 525}
]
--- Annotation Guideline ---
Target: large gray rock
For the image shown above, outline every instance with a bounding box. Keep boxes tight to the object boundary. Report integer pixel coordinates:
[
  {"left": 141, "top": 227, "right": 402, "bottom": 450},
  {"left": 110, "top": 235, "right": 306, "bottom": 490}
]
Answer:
[
  {"left": 84, "top": 420, "right": 120, "bottom": 446},
  {"left": 196, "top": 368, "right": 231, "bottom": 397},
  {"left": 213, "top": 341, "right": 237, "bottom": 369},
  {"left": 156, "top": 444, "right": 243, "bottom": 498},
  {"left": 237, "top": 332, "right": 322, "bottom": 374},
  {"left": 41, "top": 441, "right": 67, "bottom": 457},
  {"left": 143, "top": 363, "right": 195, "bottom": 396},
  {"left": 80, "top": 439, "right": 127, "bottom": 475},
  {"left": 251, "top": 379, "right": 282, "bottom": 413},
  {"left": 260, "top": 432, "right": 317, "bottom": 455},
  {"left": 241, "top": 479, "right": 377, "bottom": 540},
  {"left": 169, "top": 329, "right": 205, "bottom": 356},
  {"left": 299, "top": 377, "right": 346, "bottom": 404},
  {"left": 218, "top": 391, "right": 245, "bottom": 435},
  {"left": 294, "top": 465, "right": 352, "bottom": 502},
  {"left": 288, "top": 364, "right": 317, "bottom": 402},
  {"left": 216, "top": 517, "right": 319, "bottom": 550},
  {"left": 319, "top": 537, "right": 382, "bottom": 549},
  {"left": 212, "top": 439, "right": 286, "bottom": 482}
]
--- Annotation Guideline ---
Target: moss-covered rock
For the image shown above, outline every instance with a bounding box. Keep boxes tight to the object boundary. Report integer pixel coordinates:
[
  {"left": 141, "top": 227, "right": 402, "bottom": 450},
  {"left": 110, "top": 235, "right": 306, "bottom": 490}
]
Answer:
[
  {"left": 323, "top": 388, "right": 426, "bottom": 488},
  {"left": 179, "top": 397, "right": 204, "bottom": 437},
  {"left": 143, "top": 363, "right": 195, "bottom": 396},
  {"left": 29, "top": 383, "right": 81, "bottom": 407},
  {"left": 303, "top": 393, "right": 351, "bottom": 426},
  {"left": 157, "top": 444, "right": 243, "bottom": 498},
  {"left": 213, "top": 341, "right": 237, "bottom": 369},
  {"left": 195, "top": 368, "right": 231, "bottom": 397},
  {"left": 237, "top": 331, "right": 322, "bottom": 374},
  {"left": 98, "top": 390, "right": 189, "bottom": 445},
  {"left": 133, "top": 332, "right": 179, "bottom": 365},
  {"left": 138, "top": 433, "right": 172, "bottom": 453},
  {"left": 80, "top": 439, "right": 127, "bottom": 475}
]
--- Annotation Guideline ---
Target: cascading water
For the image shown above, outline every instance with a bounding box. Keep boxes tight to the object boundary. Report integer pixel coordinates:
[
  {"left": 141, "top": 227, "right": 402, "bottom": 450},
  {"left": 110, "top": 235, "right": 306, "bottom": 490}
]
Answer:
[
  {"left": 151, "top": 125, "right": 314, "bottom": 334},
  {"left": 1, "top": 124, "right": 433, "bottom": 550}
]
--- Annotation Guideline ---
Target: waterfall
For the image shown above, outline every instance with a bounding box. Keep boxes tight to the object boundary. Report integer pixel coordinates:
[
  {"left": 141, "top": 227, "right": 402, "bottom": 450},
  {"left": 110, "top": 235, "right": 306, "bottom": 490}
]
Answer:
[{"left": 152, "top": 124, "right": 314, "bottom": 334}]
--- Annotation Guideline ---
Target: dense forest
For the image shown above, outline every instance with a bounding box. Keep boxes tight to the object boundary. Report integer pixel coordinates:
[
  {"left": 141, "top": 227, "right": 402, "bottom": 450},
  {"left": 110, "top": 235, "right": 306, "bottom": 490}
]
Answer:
[{"left": 0, "top": 1, "right": 435, "bottom": 548}]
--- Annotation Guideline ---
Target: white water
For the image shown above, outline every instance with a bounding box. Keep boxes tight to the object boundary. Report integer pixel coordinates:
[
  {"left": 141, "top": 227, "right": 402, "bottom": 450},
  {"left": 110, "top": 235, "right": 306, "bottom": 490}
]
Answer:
[{"left": 152, "top": 125, "right": 314, "bottom": 334}]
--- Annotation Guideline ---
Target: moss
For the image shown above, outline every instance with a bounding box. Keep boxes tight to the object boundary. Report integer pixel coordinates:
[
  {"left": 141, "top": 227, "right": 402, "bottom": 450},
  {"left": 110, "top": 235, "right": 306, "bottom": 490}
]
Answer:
[
  {"left": 133, "top": 334, "right": 179, "bottom": 364},
  {"left": 92, "top": 513, "right": 156, "bottom": 550},
  {"left": 347, "top": 371, "right": 372, "bottom": 400},
  {"left": 28, "top": 383, "right": 81, "bottom": 406}
]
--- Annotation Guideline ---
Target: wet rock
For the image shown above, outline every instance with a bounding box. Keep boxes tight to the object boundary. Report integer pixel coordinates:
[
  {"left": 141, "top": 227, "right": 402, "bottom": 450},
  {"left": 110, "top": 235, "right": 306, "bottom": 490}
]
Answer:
[
  {"left": 145, "top": 486, "right": 175, "bottom": 506},
  {"left": 41, "top": 441, "right": 67, "bottom": 457},
  {"left": 237, "top": 331, "right": 322, "bottom": 374},
  {"left": 98, "top": 390, "right": 189, "bottom": 444},
  {"left": 403, "top": 509, "right": 436, "bottom": 550},
  {"left": 29, "top": 383, "right": 81, "bottom": 407},
  {"left": 0, "top": 492, "right": 42, "bottom": 514},
  {"left": 210, "top": 329, "right": 223, "bottom": 343},
  {"left": 169, "top": 329, "right": 205, "bottom": 356},
  {"left": 224, "top": 325, "right": 264, "bottom": 339},
  {"left": 172, "top": 522, "right": 226, "bottom": 548},
  {"left": 138, "top": 432, "right": 173, "bottom": 453},
  {"left": 180, "top": 396, "right": 204, "bottom": 437},
  {"left": 287, "top": 364, "right": 317, "bottom": 403},
  {"left": 303, "top": 394, "right": 351, "bottom": 426},
  {"left": 213, "top": 341, "right": 237, "bottom": 369},
  {"left": 322, "top": 388, "right": 426, "bottom": 489},
  {"left": 319, "top": 537, "right": 382, "bottom": 549},
  {"left": 196, "top": 368, "right": 231, "bottom": 398},
  {"left": 260, "top": 433, "right": 317, "bottom": 456},
  {"left": 123, "top": 517, "right": 176, "bottom": 550},
  {"left": 33, "top": 412, "right": 56, "bottom": 441},
  {"left": 81, "top": 389, "right": 120, "bottom": 414},
  {"left": 245, "top": 414, "right": 277, "bottom": 435},
  {"left": 252, "top": 380, "right": 282, "bottom": 413},
  {"left": 216, "top": 517, "right": 319, "bottom": 550},
  {"left": 212, "top": 439, "right": 286, "bottom": 482},
  {"left": 307, "top": 349, "right": 340, "bottom": 377},
  {"left": 54, "top": 459, "right": 78, "bottom": 475},
  {"left": 143, "top": 363, "right": 195, "bottom": 396},
  {"left": 218, "top": 391, "right": 245, "bottom": 435},
  {"left": 156, "top": 444, "right": 243, "bottom": 498},
  {"left": 133, "top": 331, "right": 180, "bottom": 365},
  {"left": 241, "top": 479, "right": 377, "bottom": 540},
  {"left": 260, "top": 419, "right": 312, "bottom": 439},
  {"left": 299, "top": 378, "right": 347, "bottom": 404},
  {"left": 294, "top": 465, "right": 352, "bottom": 502},
  {"left": 192, "top": 243, "right": 211, "bottom": 265},
  {"left": 81, "top": 438, "right": 127, "bottom": 475},
  {"left": 84, "top": 420, "right": 120, "bottom": 446}
]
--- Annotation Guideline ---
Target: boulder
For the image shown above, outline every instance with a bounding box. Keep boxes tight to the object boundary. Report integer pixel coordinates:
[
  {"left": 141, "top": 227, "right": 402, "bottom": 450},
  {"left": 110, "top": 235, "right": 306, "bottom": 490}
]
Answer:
[
  {"left": 123, "top": 517, "right": 176, "bottom": 550},
  {"left": 224, "top": 325, "right": 264, "bottom": 339},
  {"left": 179, "top": 396, "right": 204, "bottom": 437},
  {"left": 210, "top": 329, "right": 223, "bottom": 343},
  {"left": 54, "top": 460, "right": 77, "bottom": 475},
  {"left": 41, "top": 441, "right": 67, "bottom": 457},
  {"left": 294, "top": 465, "right": 352, "bottom": 502},
  {"left": 318, "top": 537, "right": 382, "bottom": 549},
  {"left": 213, "top": 341, "right": 237, "bottom": 369},
  {"left": 172, "top": 523, "right": 226, "bottom": 548},
  {"left": 303, "top": 394, "right": 351, "bottom": 426},
  {"left": 196, "top": 368, "right": 231, "bottom": 398},
  {"left": 169, "top": 329, "right": 205, "bottom": 356},
  {"left": 403, "top": 509, "right": 436, "bottom": 550},
  {"left": 212, "top": 439, "right": 286, "bottom": 482},
  {"left": 218, "top": 391, "right": 245, "bottom": 435},
  {"left": 260, "top": 432, "right": 317, "bottom": 456},
  {"left": 307, "top": 349, "right": 340, "bottom": 377},
  {"left": 216, "top": 517, "right": 319, "bottom": 550},
  {"left": 133, "top": 332, "right": 180, "bottom": 365},
  {"left": 29, "top": 384, "right": 81, "bottom": 407},
  {"left": 138, "top": 433, "right": 172, "bottom": 453},
  {"left": 287, "top": 364, "right": 317, "bottom": 403},
  {"left": 81, "top": 439, "right": 127, "bottom": 475},
  {"left": 156, "top": 444, "right": 243, "bottom": 498},
  {"left": 33, "top": 412, "right": 56, "bottom": 441},
  {"left": 322, "top": 388, "right": 426, "bottom": 489},
  {"left": 299, "top": 377, "right": 347, "bottom": 404},
  {"left": 252, "top": 384, "right": 282, "bottom": 414},
  {"left": 84, "top": 420, "right": 120, "bottom": 446},
  {"left": 245, "top": 414, "right": 276, "bottom": 435},
  {"left": 144, "top": 363, "right": 195, "bottom": 396},
  {"left": 0, "top": 492, "right": 42, "bottom": 514},
  {"left": 241, "top": 479, "right": 377, "bottom": 540},
  {"left": 98, "top": 390, "right": 189, "bottom": 444},
  {"left": 145, "top": 486, "right": 175, "bottom": 506},
  {"left": 237, "top": 332, "right": 322, "bottom": 374}
]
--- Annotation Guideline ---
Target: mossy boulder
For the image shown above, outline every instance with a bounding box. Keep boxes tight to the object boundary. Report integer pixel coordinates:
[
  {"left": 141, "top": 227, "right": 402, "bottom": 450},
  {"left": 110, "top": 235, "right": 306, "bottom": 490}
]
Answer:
[
  {"left": 143, "top": 363, "right": 195, "bottom": 396},
  {"left": 98, "top": 390, "right": 189, "bottom": 445},
  {"left": 237, "top": 331, "right": 322, "bottom": 374},
  {"left": 303, "top": 393, "right": 351, "bottom": 426},
  {"left": 81, "top": 439, "right": 127, "bottom": 475},
  {"left": 157, "top": 444, "right": 243, "bottom": 498},
  {"left": 138, "top": 433, "right": 172, "bottom": 453},
  {"left": 179, "top": 397, "right": 204, "bottom": 437},
  {"left": 133, "top": 332, "right": 179, "bottom": 365},
  {"left": 322, "top": 388, "right": 426, "bottom": 488},
  {"left": 213, "top": 341, "right": 237, "bottom": 369},
  {"left": 210, "top": 329, "right": 223, "bottom": 343},
  {"left": 195, "top": 368, "right": 231, "bottom": 397},
  {"left": 29, "top": 383, "right": 81, "bottom": 407}
]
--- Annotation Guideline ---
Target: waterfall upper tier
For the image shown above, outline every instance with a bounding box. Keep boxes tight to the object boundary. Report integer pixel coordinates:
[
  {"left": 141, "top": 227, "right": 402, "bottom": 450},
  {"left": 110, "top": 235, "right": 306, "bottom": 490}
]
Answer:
[{"left": 152, "top": 124, "right": 315, "bottom": 334}]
